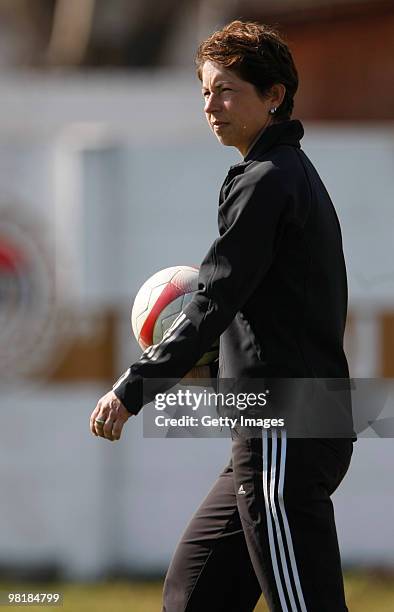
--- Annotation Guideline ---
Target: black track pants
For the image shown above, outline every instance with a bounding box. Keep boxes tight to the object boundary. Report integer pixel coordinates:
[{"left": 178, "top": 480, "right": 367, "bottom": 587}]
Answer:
[{"left": 162, "top": 429, "right": 353, "bottom": 612}]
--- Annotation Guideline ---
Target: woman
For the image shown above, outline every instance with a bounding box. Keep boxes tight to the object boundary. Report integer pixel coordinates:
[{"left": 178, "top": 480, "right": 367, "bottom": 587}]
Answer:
[{"left": 91, "top": 20, "right": 353, "bottom": 612}]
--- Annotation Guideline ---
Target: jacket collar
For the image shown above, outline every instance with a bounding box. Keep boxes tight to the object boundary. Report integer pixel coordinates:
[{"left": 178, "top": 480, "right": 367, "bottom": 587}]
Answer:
[{"left": 244, "top": 119, "right": 304, "bottom": 163}]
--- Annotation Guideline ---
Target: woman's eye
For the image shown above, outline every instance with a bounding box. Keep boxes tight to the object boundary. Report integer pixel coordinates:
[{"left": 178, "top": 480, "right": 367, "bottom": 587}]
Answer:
[{"left": 203, "top": 88, "right": 231, "bottom": 97}]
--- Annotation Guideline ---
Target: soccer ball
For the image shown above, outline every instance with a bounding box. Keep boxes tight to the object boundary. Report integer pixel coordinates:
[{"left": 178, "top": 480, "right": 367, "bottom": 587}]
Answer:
[{"left": 131, "top": 265, "right": 218, "bottom": 366}]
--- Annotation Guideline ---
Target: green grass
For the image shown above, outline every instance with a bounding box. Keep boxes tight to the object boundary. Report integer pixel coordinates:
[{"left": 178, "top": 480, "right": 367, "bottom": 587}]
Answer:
[{"left": 2, "top": 571, "right": 394, "bottom": 611}]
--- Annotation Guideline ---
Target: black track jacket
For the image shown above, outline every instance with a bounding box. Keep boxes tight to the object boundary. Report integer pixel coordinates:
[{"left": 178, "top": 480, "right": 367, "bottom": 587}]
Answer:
[{"left": 113, "top": 120, "right": 349, "bottom": 415}]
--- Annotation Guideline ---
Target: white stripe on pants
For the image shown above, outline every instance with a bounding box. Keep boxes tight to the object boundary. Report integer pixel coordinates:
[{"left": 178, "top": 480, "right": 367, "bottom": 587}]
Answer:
[{"left": 262, "top": 429, "right": 307, "bottom": 611}]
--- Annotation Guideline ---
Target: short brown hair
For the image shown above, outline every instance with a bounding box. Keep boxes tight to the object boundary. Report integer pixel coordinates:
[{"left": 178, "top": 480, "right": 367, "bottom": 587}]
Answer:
[{"left": 195, "top": 20, "right": 298, "bottom": 122}]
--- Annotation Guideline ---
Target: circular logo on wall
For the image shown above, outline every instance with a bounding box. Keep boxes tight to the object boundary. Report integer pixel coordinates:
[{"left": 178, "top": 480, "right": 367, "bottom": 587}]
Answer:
[{"left": 0, "top": 208, "right": 64, "bottom": 382}]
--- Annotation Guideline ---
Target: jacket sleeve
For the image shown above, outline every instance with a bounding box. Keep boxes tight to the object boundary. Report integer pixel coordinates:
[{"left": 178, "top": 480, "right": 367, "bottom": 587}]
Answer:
[{"left": 113, "top": 164, "right": 288, "bottom": 414}]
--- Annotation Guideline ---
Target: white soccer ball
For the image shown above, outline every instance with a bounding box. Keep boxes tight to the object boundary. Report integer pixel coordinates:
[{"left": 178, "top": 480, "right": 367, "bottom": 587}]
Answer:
[{"left": 131, "top": 265, "right": 218, "bottom": 366}]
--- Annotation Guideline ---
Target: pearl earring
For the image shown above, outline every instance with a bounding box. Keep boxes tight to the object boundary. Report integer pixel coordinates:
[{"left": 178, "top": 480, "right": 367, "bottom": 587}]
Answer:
[{"left": 269, "top": 107, "right": 277, "bottom": 115}]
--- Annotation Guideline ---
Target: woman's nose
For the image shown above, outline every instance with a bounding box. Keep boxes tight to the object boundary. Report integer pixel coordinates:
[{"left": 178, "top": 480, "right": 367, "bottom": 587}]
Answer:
[{"left": 204, "top": 93, "right": 220, "bottom": 114}]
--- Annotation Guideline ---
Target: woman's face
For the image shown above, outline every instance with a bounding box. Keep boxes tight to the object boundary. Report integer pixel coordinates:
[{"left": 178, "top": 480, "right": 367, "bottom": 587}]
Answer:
[{"left": 201, "top": 60, "right": 278, "bottom": 156}]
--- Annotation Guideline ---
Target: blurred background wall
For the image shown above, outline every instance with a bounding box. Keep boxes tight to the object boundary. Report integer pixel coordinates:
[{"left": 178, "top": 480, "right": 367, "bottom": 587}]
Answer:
[{"left": 0, "top": 0, "right": 393, "bottom": 580}]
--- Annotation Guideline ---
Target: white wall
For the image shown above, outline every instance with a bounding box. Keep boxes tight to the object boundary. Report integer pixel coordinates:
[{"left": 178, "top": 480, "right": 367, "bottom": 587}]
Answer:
[{"left": 1, "top": 385, "right": 393, "bottom": 579}]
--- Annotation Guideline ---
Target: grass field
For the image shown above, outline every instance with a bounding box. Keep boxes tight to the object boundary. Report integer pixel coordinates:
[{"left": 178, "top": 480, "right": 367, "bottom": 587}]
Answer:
[{"left": 2, "top": 571, "right": 394, "bottom": 611}]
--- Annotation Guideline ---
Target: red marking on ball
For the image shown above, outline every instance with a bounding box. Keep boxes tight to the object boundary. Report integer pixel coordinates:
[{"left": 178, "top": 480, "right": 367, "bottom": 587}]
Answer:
[{"left": 140, "top": 282, "right": 185, "bottom": 348}]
